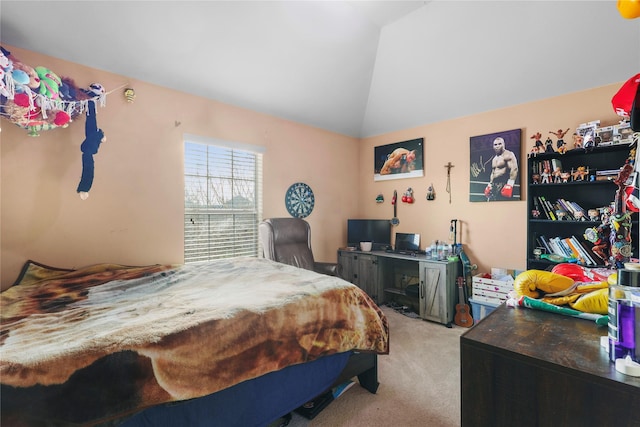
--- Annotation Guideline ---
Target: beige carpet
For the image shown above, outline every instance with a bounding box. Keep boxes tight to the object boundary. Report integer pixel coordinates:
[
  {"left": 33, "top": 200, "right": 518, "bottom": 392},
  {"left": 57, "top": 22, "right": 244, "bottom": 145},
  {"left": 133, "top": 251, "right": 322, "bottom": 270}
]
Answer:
[{"left": 280, "top": 305, "right": 467, "bottom": 427}]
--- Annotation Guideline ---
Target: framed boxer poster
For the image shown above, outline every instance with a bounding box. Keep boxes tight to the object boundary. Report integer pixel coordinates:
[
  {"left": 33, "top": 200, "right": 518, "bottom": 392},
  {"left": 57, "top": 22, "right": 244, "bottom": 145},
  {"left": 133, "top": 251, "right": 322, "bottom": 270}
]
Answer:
[{"left": 469, "top": 129, "right": 521, "bottom": 202}]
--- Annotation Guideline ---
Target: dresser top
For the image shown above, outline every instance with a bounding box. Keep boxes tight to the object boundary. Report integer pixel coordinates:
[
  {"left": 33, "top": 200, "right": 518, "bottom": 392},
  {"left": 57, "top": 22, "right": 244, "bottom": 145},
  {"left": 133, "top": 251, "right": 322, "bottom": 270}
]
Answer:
[{"left": 461, "top": 304, "right": 640, "bottom": 389}]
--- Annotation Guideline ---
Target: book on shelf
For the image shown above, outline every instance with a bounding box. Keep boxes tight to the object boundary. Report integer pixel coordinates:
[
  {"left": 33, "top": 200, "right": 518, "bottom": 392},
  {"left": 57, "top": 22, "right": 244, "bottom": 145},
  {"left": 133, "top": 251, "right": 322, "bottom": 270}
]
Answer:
[
  {"left": 571, "top": 236, "right": 596, "bottom": 266},
  {"left": 573, "top": 236, "right": 600, "bottom": 265},
  {"left": 535, "top": 197, "right": 551, "bottom": 219},
  {"left": 537, "top": 235, "right": 552, "bottom": 254},
  {"left": 567, "top": 201, "right": 587, "bottom": 219},
  {"left": 536, "top": 235, "right": 599, "bottom": 266},
  {"left": 553, "top": 200, "right": 574, "bottom": 221},
  {"left": 547, "top": 237, "right": 566, "bottom": 257},
  {"left": 540, "top": 196, "right": 557, "bottom": 220},
  {"left": 553, "top": 237, "right": 574, "bottom": 259}
]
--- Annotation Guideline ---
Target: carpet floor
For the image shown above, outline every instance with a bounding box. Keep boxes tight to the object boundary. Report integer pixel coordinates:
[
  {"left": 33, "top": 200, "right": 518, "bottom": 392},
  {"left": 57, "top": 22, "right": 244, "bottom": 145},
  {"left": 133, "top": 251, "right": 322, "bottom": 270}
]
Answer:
[{"left": 276, "top": 305, "right": 467, "bottom": 427}]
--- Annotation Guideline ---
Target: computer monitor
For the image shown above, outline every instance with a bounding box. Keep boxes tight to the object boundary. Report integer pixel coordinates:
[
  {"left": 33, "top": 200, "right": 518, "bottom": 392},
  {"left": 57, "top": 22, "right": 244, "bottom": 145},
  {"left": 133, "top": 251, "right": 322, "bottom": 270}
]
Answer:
[
  {"left": 347, "top": 219, "right": 391, "bottom": 249},
  {"left": 395, "top": 232, "right": 420, "bottom": 251}
]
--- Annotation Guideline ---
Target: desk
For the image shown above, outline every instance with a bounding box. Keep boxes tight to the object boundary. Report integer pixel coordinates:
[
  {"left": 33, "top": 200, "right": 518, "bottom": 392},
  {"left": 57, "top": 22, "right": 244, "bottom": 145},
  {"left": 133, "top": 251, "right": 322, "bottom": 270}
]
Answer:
[
  {"left": 337, "top": 250, "right": 459, "bottom": 326},
  {"left": 460, "top": 304, "right": 640, "bottom": 427}
]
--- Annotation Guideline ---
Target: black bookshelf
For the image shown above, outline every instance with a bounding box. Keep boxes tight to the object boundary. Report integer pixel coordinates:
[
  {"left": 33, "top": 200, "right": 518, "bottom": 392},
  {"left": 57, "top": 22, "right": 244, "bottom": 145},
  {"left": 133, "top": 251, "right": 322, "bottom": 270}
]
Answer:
[{"left": 526, "top": 144, "right": 638, "bottom": 269}]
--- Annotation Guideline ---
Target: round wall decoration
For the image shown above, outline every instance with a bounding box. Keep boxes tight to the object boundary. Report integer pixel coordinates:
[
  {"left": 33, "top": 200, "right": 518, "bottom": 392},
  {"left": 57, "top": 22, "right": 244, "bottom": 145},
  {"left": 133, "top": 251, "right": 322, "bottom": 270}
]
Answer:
[{"left": 285, "top": 182, "right": 315, "bottom": 218}]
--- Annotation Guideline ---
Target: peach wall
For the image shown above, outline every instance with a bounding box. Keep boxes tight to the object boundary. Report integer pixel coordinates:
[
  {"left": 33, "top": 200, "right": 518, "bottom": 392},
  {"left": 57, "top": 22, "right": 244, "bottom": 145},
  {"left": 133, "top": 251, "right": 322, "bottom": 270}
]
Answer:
[
  {"left": 0, "top": 45, "right": 626, "bottom": 290},
  {"left": 0, "top": 45, "right": 359, "bottom": 289},
  {"left": 358, "top": 84, "right": 623, "bottom": 275}
]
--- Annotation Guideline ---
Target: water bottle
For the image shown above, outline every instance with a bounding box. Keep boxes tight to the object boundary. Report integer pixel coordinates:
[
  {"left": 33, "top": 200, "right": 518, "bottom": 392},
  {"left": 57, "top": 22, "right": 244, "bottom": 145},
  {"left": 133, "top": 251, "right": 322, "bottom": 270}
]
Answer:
[
  {"left": 608, "top": 268, "right": 640, "bottom": 363},
  {"left": 430, "top": 240, "right": 437, "bottom": 260}
]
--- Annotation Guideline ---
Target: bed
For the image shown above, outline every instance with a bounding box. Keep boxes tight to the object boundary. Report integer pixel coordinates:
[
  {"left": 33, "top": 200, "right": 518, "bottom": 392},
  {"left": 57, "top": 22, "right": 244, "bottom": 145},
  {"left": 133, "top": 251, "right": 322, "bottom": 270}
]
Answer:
[{"left": 0, "top": 257, "right": 389, "bottom": 426}]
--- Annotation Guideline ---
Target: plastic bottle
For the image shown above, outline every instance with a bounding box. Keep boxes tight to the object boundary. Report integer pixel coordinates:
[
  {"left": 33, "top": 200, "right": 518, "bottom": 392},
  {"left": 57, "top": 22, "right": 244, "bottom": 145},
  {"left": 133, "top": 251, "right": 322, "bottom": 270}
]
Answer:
[
  {"left": 608, "top": 268, "right": 640, "bottom": 363},
  {"left": 430, "top": 240, "right": 437, "bottom": 260}
]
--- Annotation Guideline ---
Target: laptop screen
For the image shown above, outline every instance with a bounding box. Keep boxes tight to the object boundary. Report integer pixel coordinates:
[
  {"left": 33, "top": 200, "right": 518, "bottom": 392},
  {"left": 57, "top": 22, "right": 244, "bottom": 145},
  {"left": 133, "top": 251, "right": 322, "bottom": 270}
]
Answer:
[{"left": 395, "top": 233, "right": 420, "bottom": 251}]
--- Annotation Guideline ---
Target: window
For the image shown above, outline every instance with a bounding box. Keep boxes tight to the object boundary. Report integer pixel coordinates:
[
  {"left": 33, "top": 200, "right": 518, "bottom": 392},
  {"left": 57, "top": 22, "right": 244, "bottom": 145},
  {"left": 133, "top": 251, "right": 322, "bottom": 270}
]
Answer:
[{"left": 184, "top": 135, "right": 264, "bottom": 263}]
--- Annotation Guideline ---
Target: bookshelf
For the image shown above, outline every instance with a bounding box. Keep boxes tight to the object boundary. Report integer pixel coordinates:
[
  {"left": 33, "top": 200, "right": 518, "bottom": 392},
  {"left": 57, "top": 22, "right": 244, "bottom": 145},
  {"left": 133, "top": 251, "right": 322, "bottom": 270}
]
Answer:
[{"left": 526, "top": 143, "right": 638, "bottom": 270}]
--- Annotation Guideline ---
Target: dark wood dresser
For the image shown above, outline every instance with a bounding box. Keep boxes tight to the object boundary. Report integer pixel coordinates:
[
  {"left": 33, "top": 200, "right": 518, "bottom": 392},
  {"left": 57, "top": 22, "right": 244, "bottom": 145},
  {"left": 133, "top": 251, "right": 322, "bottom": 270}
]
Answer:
[{"left": 461, "top": 304, "right": 640, "bottom": 427}]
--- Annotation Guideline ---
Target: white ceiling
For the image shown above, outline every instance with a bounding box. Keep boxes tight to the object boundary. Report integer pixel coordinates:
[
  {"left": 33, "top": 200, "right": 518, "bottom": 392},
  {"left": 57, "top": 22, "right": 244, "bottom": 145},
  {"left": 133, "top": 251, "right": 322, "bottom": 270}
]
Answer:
[{"left": 1, "top": 1, "right": 638, "bottom": 138}]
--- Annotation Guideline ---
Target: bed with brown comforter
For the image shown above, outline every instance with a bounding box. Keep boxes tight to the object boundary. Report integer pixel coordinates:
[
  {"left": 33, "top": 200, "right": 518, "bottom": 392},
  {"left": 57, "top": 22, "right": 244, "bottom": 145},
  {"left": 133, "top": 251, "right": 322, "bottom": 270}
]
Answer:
[{"left": 1, "top": 257, "right": 389, "bottom": 426}]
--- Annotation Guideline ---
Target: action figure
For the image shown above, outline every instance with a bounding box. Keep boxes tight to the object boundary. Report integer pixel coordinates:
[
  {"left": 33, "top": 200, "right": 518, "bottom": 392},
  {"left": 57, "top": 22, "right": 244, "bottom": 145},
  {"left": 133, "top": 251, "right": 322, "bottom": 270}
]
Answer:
[
  {"left": 549, "top": 128, "right": 570, "bottom": 154},
  {"left": 529, "top": 132, "right": 544, "bottom": 157},
  {"left": 544, "top": 137, "right": 555, "bottom": 153}
]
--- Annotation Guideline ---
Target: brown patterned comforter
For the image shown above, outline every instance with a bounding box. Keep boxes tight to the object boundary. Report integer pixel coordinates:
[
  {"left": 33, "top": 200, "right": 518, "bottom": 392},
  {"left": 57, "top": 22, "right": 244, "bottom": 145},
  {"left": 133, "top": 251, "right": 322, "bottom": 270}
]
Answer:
[{"left": 1, "top": 258, "right": 389, "bottom": 426}]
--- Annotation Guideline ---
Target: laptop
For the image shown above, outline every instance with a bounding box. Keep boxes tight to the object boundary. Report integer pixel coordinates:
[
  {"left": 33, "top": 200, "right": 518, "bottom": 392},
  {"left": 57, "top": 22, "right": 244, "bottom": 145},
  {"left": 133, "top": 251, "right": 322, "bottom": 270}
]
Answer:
[{"left": 394, "top": 233, "right": 421, "bottom": 254}]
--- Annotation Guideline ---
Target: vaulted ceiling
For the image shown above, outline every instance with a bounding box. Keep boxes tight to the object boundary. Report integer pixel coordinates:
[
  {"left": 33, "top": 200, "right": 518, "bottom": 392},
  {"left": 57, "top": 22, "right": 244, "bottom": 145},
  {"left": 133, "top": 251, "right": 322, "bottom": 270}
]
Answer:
[{"left": 1, "top": 1, "right": 638, "bottom": 138}]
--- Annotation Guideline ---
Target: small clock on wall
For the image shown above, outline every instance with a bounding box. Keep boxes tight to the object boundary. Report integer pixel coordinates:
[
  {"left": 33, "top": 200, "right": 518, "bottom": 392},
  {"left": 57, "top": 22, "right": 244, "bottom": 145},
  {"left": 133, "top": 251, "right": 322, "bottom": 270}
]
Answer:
[{"left": 285, "top": 182, "right": 315, "bottom": 218}]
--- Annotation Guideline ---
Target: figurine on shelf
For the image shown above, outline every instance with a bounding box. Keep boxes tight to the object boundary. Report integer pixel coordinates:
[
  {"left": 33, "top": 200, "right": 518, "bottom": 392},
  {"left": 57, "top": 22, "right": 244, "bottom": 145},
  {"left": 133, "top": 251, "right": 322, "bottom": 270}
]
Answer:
[
  {"left": 572, "top": 133, "right": 584, "bottom": 149},
  {"left": 584, "top": 213, "right": 611, "bottom": 264},
  {"left": 572, "top": 166, "right": 589, "bottom": 181},
  {"left": 531, "top": 173, "right": 541, "bottom": 184},
  {"left": 560, "top": 170, "right": 571, "bottom": 183},
  {"left": 529, "top": 132, "right": 544, "bottom": 157},
  {"left": 588, "top": 209, "right": 600, "bottom": 221},
  {"left": 544, "top": 137, "right": 555, "bottom": 153},
  {"left": 549, "top": 128, "right": 570, "bottom": 154},
  {"left": 540, "top": 167, "right": 551, "bottom": 184},
  {"left": 552, "top": 167, "right": 562, "bottom": 183}
]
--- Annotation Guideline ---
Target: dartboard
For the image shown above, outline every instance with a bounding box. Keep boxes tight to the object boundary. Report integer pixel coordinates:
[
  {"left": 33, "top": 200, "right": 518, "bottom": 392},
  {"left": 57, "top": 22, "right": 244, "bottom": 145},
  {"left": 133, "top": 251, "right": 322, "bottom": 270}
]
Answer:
[{"left": 285, "top": 182, "right": 315, "bottom": 218}]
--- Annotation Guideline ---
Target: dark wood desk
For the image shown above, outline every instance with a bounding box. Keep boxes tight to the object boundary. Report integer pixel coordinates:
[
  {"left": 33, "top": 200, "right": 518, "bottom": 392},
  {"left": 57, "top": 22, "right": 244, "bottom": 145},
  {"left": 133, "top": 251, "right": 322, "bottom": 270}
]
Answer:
[{"left": 461, "top": 304, "right": 640, "bottom": 427}]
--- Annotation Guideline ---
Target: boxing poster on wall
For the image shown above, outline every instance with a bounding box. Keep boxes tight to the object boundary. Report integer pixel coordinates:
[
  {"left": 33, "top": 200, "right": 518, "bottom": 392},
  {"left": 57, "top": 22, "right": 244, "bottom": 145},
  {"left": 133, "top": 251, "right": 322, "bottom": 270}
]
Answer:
[
  {"left": 469, "top": 129, "right": 522, "bottom": 202},
  {"left": 374, "top": 138, "right": 424, "bottom": 181}
]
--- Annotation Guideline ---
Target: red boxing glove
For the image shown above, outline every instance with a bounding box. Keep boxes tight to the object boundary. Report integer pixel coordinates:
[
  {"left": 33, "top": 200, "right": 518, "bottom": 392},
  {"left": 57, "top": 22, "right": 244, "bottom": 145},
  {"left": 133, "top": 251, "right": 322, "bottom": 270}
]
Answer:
[
  {"left": 501, "top": 179, "right": 515, "bottom": 198},
  {"left": 484, "top": 184, "right": 493, "bottom": 198}
]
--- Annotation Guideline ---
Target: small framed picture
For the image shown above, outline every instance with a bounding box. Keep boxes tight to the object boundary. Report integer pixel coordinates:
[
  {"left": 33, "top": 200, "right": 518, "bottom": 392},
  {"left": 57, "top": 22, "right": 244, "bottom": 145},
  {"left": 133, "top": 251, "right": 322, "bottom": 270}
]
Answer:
[{"left": 374, "top": 138, "right": 424, "bottom": 181}]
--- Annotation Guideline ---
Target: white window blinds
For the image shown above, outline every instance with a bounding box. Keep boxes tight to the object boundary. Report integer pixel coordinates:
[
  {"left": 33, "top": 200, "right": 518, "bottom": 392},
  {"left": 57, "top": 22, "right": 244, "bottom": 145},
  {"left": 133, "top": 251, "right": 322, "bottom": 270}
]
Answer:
[{"left": 184, "top": 137, "right": 263, "bottom": 263}]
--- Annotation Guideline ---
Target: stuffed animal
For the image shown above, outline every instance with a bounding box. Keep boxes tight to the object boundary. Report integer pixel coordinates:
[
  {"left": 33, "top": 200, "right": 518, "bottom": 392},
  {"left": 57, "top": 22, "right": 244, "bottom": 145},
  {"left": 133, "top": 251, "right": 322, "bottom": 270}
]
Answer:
[
  {"left": 35, "top": 66, "right": 61, "bottom": 99},
  {"left": 12, "top": 61, "right": 40, "bottom": 91},
  {"left": 77, "top": 99, "right": 106, "bottom": 199},
  {"left": 0, "top": 48, "right": 11, "bottom": 98}
]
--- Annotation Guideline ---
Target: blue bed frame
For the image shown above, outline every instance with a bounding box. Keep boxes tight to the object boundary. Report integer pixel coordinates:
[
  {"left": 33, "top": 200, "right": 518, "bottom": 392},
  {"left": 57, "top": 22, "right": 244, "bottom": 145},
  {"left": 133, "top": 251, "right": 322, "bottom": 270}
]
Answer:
[{"left": 119, "top": 352, "right": 378, "bottom": 427}]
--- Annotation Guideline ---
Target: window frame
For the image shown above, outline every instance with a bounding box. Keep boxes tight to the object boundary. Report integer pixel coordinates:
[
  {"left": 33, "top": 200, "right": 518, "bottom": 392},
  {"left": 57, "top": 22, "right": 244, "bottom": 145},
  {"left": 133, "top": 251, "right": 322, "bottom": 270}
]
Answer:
[{"left": 183, "top": 134, "right": 264, "bottom": 263}]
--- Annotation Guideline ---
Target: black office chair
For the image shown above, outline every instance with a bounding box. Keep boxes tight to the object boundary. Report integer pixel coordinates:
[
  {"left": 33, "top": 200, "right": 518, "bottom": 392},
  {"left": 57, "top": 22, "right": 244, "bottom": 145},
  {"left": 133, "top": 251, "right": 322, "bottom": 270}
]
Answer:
[{"left": 259, "top": 218, "right": 341, "bottom": 277}]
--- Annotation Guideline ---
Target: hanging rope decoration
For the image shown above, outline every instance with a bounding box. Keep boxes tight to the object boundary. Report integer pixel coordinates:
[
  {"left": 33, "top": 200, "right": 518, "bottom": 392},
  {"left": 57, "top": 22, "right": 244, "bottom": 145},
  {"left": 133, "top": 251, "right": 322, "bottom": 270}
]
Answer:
[
  {"left": 0, "top": 45, "right": 126, "bottom": 136},
  {"left": 445, "top": 162, "right": 454, "bottom": 204}
]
